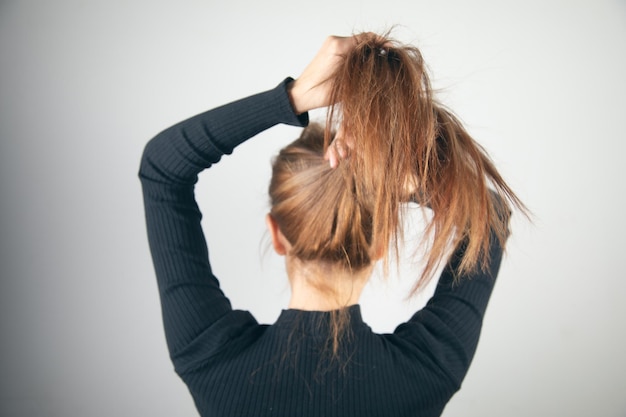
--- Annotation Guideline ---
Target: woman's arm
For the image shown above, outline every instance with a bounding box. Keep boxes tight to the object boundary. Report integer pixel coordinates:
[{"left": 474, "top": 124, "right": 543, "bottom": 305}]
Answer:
[
  {"left": 139, "top": 78, "right": 307, "bottom": 372},
  {"left": 394, "top": 226, "right": 506, "bottom": 390}
]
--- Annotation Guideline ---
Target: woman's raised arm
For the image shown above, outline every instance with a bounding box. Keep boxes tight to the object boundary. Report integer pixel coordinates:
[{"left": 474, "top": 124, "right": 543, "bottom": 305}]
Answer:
[{"left": 139, "top": 79, "right": 307, "bottom": 372}]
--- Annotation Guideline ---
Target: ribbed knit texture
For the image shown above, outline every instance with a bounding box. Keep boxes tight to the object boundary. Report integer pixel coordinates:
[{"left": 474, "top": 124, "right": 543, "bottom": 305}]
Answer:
[{"left": 139, "top": 78, "right": 504, "bottom": 417}]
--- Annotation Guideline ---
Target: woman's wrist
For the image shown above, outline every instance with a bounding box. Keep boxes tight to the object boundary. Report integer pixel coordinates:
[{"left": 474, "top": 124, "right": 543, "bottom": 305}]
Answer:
[{"left": 287, "top": 79, "right": 305, "bottom": 115}]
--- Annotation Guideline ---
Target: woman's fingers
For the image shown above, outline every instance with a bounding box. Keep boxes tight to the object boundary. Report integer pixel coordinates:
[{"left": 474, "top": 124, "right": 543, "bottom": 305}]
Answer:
[
  {"left": 324, "top": 125, "right": 355, "bottom": 168},
  {"left": 325, "top": 142, "right": 347, "bottom": 169}
]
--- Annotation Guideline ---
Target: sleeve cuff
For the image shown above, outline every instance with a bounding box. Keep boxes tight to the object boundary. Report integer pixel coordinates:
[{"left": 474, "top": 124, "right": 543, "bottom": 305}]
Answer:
[{"left": 276, "top": 77, "right": 309, "bottom": 127}]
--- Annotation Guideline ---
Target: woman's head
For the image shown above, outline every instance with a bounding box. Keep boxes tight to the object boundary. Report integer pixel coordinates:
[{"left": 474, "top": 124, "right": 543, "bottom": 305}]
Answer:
[{"left": 268, "top": 124, "right": 379, "bottom": 274}]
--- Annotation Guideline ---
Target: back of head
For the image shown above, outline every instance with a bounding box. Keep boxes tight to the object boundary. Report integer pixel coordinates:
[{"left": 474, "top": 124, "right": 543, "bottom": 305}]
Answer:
[{"left": 269, "top": 124, "right": 376, "bottom": 273}]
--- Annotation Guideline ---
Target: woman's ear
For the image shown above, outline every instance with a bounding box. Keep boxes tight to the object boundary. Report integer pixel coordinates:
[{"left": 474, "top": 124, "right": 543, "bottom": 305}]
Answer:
[{"left": 266, "top": 214, "right": 288, "bottom": 256}]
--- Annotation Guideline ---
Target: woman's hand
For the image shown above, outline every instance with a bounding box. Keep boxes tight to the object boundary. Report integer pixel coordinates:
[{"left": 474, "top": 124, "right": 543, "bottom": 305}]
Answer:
[
  {"left": 288, "top": 35, "right": 358, "bottom": 114},
  {"left": 290, "top": 35, "right": 358, "bottom": 168}
]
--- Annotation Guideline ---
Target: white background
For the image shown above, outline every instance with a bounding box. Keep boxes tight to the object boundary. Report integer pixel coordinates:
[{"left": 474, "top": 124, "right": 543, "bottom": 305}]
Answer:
[{"left": 1, "top": 1, "right": 625, "bottom": 416}]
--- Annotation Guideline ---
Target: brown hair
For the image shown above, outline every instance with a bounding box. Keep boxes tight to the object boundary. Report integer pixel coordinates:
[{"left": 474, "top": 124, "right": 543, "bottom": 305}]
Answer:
[{"left": 269, "top": 32, "right": 526, "bottom": 355}]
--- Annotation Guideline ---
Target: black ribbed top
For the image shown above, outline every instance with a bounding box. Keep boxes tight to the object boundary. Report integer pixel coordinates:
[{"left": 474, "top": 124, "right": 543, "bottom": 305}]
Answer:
[{"left": 139, "top": 78, "right": 504, "bottom": 417}]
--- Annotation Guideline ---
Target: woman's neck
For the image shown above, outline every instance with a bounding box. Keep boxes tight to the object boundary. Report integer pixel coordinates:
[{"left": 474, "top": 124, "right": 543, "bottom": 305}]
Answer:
[{"left": 286, "top": 258, "right": 372, "bottom": 311}]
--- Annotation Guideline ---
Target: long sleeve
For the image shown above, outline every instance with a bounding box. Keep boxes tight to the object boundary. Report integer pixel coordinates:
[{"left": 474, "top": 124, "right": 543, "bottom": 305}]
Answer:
[
  {"left": 394, "top": 229, "right": 505, "bottom": 390},
  {"left": 139, "top": 78, "right": 308, "bottom": 373}
]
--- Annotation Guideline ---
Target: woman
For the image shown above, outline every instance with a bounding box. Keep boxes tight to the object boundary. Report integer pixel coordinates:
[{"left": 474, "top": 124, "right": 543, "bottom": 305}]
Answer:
[{"left": 140, "top": 33, "right": 524, "bottom": 417}]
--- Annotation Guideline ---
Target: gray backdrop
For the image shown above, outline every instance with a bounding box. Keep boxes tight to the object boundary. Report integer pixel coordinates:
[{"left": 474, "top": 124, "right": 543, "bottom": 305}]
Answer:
[{"left": 1, "top": 1, "right": 625, "bottom": 416}]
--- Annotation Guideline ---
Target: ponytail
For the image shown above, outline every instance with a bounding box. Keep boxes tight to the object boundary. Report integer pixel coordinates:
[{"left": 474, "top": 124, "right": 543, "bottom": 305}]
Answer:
[{"left": 323, "top": 32, "right": 526, "bottom": 292}]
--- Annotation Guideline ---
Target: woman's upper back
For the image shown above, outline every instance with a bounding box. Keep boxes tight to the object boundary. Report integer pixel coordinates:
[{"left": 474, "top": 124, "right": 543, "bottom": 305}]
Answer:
[{"left": 176, "top": 300, "right": 488, "bottom": 417}]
